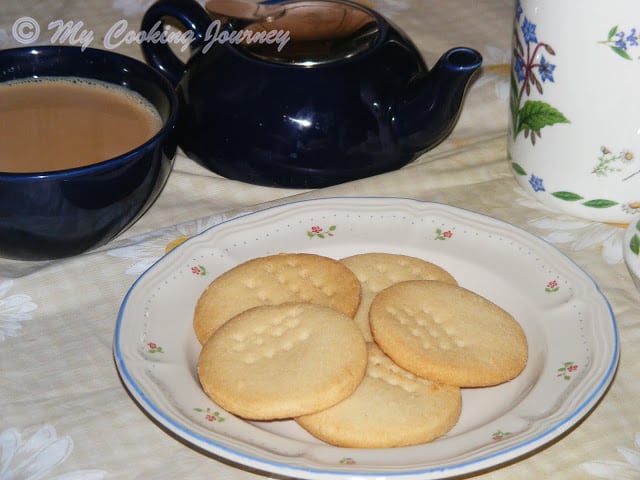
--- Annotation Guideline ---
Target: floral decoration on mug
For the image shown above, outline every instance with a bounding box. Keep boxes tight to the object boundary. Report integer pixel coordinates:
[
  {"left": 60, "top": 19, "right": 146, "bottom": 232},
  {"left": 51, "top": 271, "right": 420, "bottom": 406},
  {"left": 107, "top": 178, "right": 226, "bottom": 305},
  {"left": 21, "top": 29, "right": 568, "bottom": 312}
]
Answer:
[
  {"left": 512, "top": 152, "right": 640, "bottom": 215},
  {"left": 600, "top": 26, "right": 639, "bottom": 60},
  {"left": 511, "top": 1, "right": 570, "bottom": 145},
  {"left": 592, "top": 146, "right": 637, "bottom": 178}
]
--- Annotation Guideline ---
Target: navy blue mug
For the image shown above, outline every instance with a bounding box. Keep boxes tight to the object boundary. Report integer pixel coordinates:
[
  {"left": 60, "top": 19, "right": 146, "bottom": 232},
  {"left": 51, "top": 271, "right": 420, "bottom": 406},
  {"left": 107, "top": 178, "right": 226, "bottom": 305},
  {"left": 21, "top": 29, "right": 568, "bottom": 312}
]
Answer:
[{"left": 0, "top": 46, "right": 178, "bottom": 261}]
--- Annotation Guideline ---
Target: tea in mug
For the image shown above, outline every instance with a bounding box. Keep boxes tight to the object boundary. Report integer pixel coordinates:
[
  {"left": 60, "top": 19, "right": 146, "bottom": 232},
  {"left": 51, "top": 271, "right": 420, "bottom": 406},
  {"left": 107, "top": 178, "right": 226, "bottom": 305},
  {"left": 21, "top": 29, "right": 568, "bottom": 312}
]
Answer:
[{"left": 0, "top": 77, "right": 163, "bottom": 173}]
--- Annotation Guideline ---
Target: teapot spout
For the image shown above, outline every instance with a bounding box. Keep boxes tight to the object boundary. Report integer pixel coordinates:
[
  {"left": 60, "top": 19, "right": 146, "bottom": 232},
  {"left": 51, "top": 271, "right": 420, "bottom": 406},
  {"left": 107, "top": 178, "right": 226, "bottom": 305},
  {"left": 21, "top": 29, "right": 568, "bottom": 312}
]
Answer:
[{"left": 393, "top": 47, "right": 482, "bottom": 155}]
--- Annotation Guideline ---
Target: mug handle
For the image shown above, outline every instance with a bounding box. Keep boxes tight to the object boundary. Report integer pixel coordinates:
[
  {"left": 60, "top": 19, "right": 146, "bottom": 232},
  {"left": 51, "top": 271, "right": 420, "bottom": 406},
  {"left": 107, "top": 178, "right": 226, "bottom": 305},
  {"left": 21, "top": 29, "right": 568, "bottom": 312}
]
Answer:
[{"left": 141, "top": 0, "right": 212, "bottom": 87}]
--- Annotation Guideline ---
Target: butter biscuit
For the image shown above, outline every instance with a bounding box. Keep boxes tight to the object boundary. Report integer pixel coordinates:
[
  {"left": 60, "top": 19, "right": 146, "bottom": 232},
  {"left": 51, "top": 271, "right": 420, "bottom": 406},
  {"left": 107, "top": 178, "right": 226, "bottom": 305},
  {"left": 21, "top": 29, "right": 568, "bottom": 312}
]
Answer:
[
  {"left": 341, "top": 253, "right": 457, "bottom": 342},
  {"left": 370, "top": 280, "right": 528, "bottom": 387},
  {"left": 197, "top": 303, "right": 367, "bottom": 420},
  {"left": 193, "top": 253, "right": 361, "bottom": 345},
  {"left": 296, "top": 343, "right": 461, "bottom": 448}
]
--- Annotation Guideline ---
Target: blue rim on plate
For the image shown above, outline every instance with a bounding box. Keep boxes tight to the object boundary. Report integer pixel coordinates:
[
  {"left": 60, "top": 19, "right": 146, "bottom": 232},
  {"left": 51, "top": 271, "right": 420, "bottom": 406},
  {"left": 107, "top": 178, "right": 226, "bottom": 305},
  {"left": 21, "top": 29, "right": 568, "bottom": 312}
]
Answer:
[{"left": 114, "top": 197, "right": 619, "bottom": 479}]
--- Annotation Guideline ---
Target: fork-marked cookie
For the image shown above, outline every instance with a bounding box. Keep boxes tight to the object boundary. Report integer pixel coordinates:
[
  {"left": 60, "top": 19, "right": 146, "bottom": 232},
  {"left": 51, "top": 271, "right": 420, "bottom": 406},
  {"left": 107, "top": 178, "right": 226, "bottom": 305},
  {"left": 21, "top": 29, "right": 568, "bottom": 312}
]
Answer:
[
  {"left": 197, "top": 302, "right": 367, "bottom": 420},
  {"left": 370, "top": 280, "right": 528, "bottom": 387},
  {"left": 193, "top": 253, "right": 361, "bottom": 345},
  {"left": 296, "top": 343, "right": 461, "bottom": 448},
  {"left": 341, "top": 253, "right": 457, "bottom": 342}
]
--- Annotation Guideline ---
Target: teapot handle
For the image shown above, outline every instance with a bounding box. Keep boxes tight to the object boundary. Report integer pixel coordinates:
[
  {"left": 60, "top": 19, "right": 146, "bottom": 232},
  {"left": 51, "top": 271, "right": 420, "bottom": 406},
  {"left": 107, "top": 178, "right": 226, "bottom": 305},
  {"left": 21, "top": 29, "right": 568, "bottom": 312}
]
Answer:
[{"left": 141, "top": 0, "right": 212, "bottom": 87}]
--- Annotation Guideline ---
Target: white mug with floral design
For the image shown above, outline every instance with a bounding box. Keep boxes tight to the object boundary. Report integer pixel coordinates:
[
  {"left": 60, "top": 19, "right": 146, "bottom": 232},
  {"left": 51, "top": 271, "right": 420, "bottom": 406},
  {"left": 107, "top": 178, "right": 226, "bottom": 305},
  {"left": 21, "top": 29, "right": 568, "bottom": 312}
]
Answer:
[{"left": 508, "top": 0, "right": 640, "bottom": 223}]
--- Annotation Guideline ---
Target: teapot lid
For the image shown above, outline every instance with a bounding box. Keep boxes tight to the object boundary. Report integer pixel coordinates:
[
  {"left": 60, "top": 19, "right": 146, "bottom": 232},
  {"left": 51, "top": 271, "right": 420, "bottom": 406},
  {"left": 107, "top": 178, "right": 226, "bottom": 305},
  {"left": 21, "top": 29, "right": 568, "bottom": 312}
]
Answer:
[{"left": 205, "top": 0, "right": 382, "bottom": 66}]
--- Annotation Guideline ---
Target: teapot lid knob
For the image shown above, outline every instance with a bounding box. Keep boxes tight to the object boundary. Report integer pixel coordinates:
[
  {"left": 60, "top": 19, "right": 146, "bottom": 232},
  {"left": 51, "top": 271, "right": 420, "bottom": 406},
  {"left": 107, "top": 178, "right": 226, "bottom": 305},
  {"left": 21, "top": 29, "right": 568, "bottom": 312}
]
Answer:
[{"left": 205, "top": 0, "right": 382, "bottom": 66}]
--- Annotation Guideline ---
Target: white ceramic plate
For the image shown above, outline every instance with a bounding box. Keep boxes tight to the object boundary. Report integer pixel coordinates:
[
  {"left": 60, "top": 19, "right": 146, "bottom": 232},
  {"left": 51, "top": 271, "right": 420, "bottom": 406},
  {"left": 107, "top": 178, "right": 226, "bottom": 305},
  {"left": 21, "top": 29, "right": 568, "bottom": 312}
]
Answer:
[{"left": 114, "top": 197, "right": 619, "bottom": 479}]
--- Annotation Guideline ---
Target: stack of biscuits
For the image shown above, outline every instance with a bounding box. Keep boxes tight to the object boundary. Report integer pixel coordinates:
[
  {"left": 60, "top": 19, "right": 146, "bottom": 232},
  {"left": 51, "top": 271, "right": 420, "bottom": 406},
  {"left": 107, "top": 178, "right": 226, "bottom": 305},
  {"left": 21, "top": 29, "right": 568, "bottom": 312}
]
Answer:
[{"left": 194, "top": 253, "right": 528, "bottom": 449}]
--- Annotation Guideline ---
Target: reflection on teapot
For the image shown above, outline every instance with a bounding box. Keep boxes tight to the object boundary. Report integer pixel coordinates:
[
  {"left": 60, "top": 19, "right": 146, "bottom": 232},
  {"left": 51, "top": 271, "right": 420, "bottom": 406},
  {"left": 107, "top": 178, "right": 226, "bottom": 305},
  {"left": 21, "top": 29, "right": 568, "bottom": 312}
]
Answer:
[
  {"left": 142, "top": 0, "right": 482, "bottom": 188},
  {"left": 235, "top": 0, "right": 376, "bottom": 60}
]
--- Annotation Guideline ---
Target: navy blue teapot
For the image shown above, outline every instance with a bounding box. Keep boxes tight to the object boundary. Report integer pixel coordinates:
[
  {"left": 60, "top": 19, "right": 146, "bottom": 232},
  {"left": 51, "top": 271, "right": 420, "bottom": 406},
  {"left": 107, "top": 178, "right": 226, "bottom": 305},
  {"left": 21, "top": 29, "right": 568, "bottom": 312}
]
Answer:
[{"left": 141, "top": 0, "right": 482, "bottom": 188}]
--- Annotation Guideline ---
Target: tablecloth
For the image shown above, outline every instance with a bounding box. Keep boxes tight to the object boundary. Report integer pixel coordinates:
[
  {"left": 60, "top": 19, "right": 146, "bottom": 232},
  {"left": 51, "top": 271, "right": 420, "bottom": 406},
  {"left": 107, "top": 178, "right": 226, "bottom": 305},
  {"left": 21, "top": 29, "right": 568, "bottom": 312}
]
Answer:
[{"left": 0, "top": 0, "right": 638, "bottom": 479}]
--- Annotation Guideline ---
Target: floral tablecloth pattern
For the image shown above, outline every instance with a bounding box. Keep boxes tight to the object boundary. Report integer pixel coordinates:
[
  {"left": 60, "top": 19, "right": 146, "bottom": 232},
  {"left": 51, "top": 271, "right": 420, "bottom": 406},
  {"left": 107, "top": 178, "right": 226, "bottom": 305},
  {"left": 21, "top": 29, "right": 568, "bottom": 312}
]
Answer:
[{"left": 1, "top": 1, "right": 638, "bottom": 479}]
